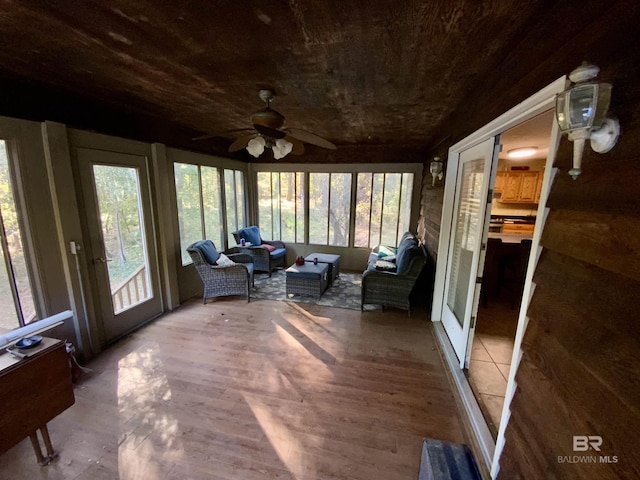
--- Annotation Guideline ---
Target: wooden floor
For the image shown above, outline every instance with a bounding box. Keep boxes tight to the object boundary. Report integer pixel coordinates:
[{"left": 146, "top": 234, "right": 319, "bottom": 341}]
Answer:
[{"left": 0, "top": 297, "right": 466, "bottom": 480}]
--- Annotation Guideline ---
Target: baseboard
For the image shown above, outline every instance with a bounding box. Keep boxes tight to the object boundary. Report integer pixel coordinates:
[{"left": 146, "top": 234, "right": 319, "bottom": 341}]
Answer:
[{"left": 432, "top": 321, "right": 495, "bottom": 479}]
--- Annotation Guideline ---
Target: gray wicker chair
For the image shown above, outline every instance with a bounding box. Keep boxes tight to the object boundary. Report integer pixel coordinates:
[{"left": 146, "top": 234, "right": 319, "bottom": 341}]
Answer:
[
  {"left": 361, "top": 244, "right": 427, "bottom": 314},
  {"left": 187, "top": 240, "right": 254, "bottom": 303},
  {"left": 232, "top": 226, "right": 286, "bottom": 276}
]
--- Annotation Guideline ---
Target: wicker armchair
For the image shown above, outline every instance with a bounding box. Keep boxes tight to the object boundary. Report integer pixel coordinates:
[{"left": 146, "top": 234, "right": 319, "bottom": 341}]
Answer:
[
  {"left": 232, "top": 226, "right": 287, "bottom": 276},
  {"left": 361, "top": 243, "right": 427, "bottom": 315},
  {"left": 187, "top": 240, "right": 254, "bottom": 303}
]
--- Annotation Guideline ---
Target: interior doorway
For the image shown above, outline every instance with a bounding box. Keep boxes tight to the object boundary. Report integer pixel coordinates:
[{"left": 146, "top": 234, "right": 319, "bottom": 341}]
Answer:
[{"left": 466, "top": 110, "right": 555, "bottom": 439}]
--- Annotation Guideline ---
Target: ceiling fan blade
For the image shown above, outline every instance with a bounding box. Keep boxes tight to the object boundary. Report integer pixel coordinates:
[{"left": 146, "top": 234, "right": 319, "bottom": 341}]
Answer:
[
  {"left": 228, "top": 134, "right": 256, "bottom": 152},
  {"left": 253, "top": 124, "right": 286, "bottom": 139},
  {"left": 284, "top": 135, "right": 305, "bottom": 155},
  {"left": 192, "top": 128, "right": 255, "bottom": 141},
  {"left": 284, "top": 128, "right": 337, "bottom": 150}
]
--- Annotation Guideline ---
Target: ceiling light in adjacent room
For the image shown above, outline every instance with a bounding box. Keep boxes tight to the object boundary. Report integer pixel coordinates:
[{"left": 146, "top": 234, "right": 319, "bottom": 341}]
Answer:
[{"left": 507, "top": 147, "right": 538, "bottom": 159}]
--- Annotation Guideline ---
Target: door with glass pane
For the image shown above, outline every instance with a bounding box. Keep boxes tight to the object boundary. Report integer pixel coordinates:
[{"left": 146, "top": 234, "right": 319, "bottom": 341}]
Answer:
[
  {"left": 78, "top": 149, "right": 162, "bottom": 342},
  {"left": 441, "top": 137, "right": 498, "bottom": 366}
]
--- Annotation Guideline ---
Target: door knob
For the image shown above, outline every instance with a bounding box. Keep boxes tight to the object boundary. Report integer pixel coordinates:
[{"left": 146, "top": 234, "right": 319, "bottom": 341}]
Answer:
[{"left": 95, "top": 257, "right": 112, "bottom": 264}]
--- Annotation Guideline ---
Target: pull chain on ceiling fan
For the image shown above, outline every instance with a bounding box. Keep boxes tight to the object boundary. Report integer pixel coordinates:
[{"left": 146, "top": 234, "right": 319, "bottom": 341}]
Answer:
[{"left": 194, "top": 89, "right": 336, "bottom": 159}]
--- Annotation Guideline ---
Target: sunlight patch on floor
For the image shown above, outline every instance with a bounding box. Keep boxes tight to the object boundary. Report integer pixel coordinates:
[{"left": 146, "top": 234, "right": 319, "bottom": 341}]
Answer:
[
  {"left": 117, "top": 343, "right": 182, "bottom": 478},
  {"left": 243, "top": 393, "right": 307, "bottom": 480}
]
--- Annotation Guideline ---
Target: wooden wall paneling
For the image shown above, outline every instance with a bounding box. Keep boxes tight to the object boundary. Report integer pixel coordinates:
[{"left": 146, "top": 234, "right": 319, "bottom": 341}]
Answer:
[
  {"left": 498, "top": 250, "right": 640, "bottom": 478},
  {"left": 417, "top": 168, "right": 444, "bottom": 261},
  {"left": 529, "top": 251, "right": 640, "bottom": 415},
  {"left": 540, "top": 209, "right": 640, "bottom": 282}
]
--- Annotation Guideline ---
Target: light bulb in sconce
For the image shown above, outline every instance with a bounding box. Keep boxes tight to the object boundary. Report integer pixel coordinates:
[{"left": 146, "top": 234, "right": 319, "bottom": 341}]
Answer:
[
  {"left": 430, "top": 157, "right": 444, "bottom": 186},
  {"left": 555, "top": 62, "right": 620, "bottom": 179}
]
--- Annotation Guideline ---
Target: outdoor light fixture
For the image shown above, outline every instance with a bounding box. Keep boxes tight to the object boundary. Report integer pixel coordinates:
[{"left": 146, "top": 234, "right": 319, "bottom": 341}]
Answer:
[
  {"left": 430, "top": 156, "right": 444, "bottom": 186},
  {"left": 555, "top": 62, "right": 620, "bottom": 179},
  {"left": 508, "top": 147, "right": 538, "bottom": 159},
  {"left": 246, "top": 135, "right": 293, "bottom": 159}
]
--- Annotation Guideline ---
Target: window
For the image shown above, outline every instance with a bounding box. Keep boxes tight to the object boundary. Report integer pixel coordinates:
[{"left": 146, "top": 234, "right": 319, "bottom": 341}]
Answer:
[
  {"left": 257, "top": 172, "right": 305, "bottom": 242},
  {"left": 174, "top": 163, "right": 223, "bottom": 265},
  {"left": 0, "top": 140, "right": 37, "bottom": 330},
  {"left": 256, "top": 168, "right": 415, "bottom": 248},
  {"left": 355, "top": 172, "right": 413, "bottom": 248},
  {"left": 309, "top": 172, "right": 351, "bottom": 246},
  {"left": 224, "top": 169, "right": 246, "bottom": 246}
]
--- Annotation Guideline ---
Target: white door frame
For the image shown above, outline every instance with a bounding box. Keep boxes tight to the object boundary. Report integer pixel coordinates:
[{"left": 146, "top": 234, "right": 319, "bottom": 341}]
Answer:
[{"left": 431, "top": 75, "right": 568, "bottom": 476}]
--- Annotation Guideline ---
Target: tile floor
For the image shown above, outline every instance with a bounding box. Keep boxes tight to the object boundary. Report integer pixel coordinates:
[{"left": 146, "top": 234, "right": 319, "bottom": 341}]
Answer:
[{"left": 467, "top": 299, "right": 518, "bottom": 438}]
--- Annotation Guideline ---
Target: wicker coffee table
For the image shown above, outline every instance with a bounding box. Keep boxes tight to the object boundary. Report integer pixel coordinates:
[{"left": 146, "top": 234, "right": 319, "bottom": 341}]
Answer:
[
  {"left": 286, "top": 262, "right": 329, "bottom": 299},
  {"left": 304, "top": 253, "right": 341, "bottom": 285}
]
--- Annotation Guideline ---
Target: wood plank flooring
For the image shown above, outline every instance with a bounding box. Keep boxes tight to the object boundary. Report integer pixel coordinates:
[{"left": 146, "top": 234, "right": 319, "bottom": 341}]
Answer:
[{"left": 0, "top": 297, "right": 466, "bottom": 480}]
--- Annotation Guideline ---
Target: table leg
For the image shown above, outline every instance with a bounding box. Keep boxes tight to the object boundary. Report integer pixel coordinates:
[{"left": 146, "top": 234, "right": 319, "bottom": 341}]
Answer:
[
  {"left": 28, "top": 432, "right": 49, "bottom": 466},
  {"left": 40, "top": 424, "right": 58, "bottom": 460}
]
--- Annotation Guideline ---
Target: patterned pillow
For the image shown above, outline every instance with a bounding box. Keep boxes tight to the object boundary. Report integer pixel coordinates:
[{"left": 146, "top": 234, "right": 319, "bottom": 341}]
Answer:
[
  {"left": 375, "top": 260, "right": 397, "bottom": 272},
  {"left": 262, "top": 243, "right": 276, "bottom": 252}
]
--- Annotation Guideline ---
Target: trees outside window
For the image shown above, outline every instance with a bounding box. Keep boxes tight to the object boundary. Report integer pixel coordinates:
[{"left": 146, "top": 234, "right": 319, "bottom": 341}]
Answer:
[
  {"left": 174, "top": 163, "right": 223, "bottom": 265},
  {"left": 257, "top": 172, "right": 305, "bottom": 243},
  {"left": 355, "top": 172, "right": 413, "bottom": 248},
  {"left": 0, "top": 140, "right": 36, "bottom": 330},
  {"left": 257, "top": 170, "right": 414, "bottom": 248}
]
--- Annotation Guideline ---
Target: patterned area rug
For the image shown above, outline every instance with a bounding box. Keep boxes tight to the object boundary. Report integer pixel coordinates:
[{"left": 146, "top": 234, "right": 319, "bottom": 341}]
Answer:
[{"left": 251, "top": 269, "right": 380, "bottom": 311}]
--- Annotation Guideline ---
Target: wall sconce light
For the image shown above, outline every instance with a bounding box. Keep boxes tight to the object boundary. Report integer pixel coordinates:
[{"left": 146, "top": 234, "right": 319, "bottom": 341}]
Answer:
[
  {"left": 430, "top": 157, "right": 444, "bottom": 186},
  {"left": 555, "top": 62, "right": 620, "bottom": 179}
]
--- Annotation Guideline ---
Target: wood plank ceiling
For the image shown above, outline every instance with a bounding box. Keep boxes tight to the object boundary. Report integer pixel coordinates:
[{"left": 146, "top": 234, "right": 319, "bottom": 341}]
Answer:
[{"left": 0, "top": 0, "right": 546, "bottom": 159}]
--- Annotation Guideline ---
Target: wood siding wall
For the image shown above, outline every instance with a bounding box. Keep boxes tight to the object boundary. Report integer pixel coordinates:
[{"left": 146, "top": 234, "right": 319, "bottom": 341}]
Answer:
[{"left": 418, "top": 2, "right": 640, "bottom": 478}]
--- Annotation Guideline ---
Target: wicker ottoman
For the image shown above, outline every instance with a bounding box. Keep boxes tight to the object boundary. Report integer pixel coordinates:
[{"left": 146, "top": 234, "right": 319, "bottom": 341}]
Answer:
[
  {"left": 286, "top": 262, "right": 329, "bottom": 299},
  {"left": 304, "top": 253, "right": 341, "bottom": 284}
]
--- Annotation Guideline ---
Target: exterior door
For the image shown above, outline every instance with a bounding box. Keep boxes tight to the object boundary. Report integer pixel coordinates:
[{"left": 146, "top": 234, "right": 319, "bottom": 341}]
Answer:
[
  {"left": 78, "top": 148, "right": 162, "bottom": 342},
  {"left": 441, "top": 137, "right": 498, "bottom": 366}
]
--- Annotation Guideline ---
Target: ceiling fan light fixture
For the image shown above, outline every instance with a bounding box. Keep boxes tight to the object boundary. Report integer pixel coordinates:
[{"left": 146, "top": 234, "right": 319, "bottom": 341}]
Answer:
[
  {"left": 273, "top": 138, "right": 293, "bottom": 159},
  {"left": 507, "top": 147, "right": 538, "bottom": 159},
  {"left": 246, "top": 136, "right": 266, "bottom": 157}
]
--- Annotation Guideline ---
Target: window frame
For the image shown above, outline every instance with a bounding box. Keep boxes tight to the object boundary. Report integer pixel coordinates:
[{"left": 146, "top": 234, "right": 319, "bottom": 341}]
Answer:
[
  {"left": 0, "top": 137, "right": 42, "bottom": 328},
  {"left": 250, "top": 163, "right": 422, "bottom": 248},
  {"left": 172, "top": 159, "right": 247, "bottom": 266}
]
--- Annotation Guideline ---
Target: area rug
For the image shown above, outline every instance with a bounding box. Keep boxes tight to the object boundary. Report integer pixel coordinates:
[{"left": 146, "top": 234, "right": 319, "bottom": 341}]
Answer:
[
  {"left": 251, "top": 269, "right": 380, "bottom": 311},
  {"left": 418, "top": 438, "right": 481, "bottom": 480}
]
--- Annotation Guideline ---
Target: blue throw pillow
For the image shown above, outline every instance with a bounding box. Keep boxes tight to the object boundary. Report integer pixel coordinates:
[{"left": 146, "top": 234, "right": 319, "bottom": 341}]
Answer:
[
  {"left": 395, "top": 237, "right": 417, "bottom": 274},
  {"left": 192, "top": 240, "right": 220, "bottom": 265},
  {"left": 238, "top": 226, "right": 261, "bottom": 246}
]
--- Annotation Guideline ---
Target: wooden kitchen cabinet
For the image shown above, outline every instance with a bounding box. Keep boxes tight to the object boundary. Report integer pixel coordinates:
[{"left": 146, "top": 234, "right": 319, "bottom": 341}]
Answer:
[
  {"left": 501, "top": 172, "right": 523, "bottom": 201},
  {"left": 494, "top": 171, "right": 508, "bottom": 192},
  {"left": 519, "top": 171, "right": 540, "bottom": 202},
  {"left": 496, "top": 170, "right": 542, "bottom": 203}
]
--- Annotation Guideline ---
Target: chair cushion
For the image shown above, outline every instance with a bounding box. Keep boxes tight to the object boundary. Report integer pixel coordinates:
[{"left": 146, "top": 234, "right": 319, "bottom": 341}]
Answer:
[
  {"left": 238, "top": 226, "right": 262, "bottom": 246},
  {"left": 270, "top": 247, "right": 286, "bottom": 259},
  {"left": 395, "top": 236, "right": 417, "bottom": 274},
  {"left": 191, "top": 240, "right": 220, "bottom": 265}
]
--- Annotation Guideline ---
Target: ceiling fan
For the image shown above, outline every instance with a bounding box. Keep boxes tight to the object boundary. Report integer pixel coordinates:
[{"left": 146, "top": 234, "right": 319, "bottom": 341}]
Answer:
[{"left": 194, "top": 89, "right": 336, "bottom": 159}]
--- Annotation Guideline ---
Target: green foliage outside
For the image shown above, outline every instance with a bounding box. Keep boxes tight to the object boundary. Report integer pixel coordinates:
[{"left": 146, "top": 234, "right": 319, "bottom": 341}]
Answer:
[
  {"left": 93, "top": 165, "right": 147, "bottom": 290},
  {"left": 0, "top": 142, "right": 35, "bottom": 330}
]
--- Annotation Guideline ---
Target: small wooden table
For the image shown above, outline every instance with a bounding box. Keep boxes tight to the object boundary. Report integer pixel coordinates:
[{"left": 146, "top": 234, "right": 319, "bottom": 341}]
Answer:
[{"left": 0, "top": 337, "right": 75, "bottom": 465}]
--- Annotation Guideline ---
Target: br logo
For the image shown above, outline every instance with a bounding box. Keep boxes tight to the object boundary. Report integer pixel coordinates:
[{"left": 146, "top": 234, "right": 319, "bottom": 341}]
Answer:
[{"left": 573, "top": 436, "right": 602, "bottom": 452}]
